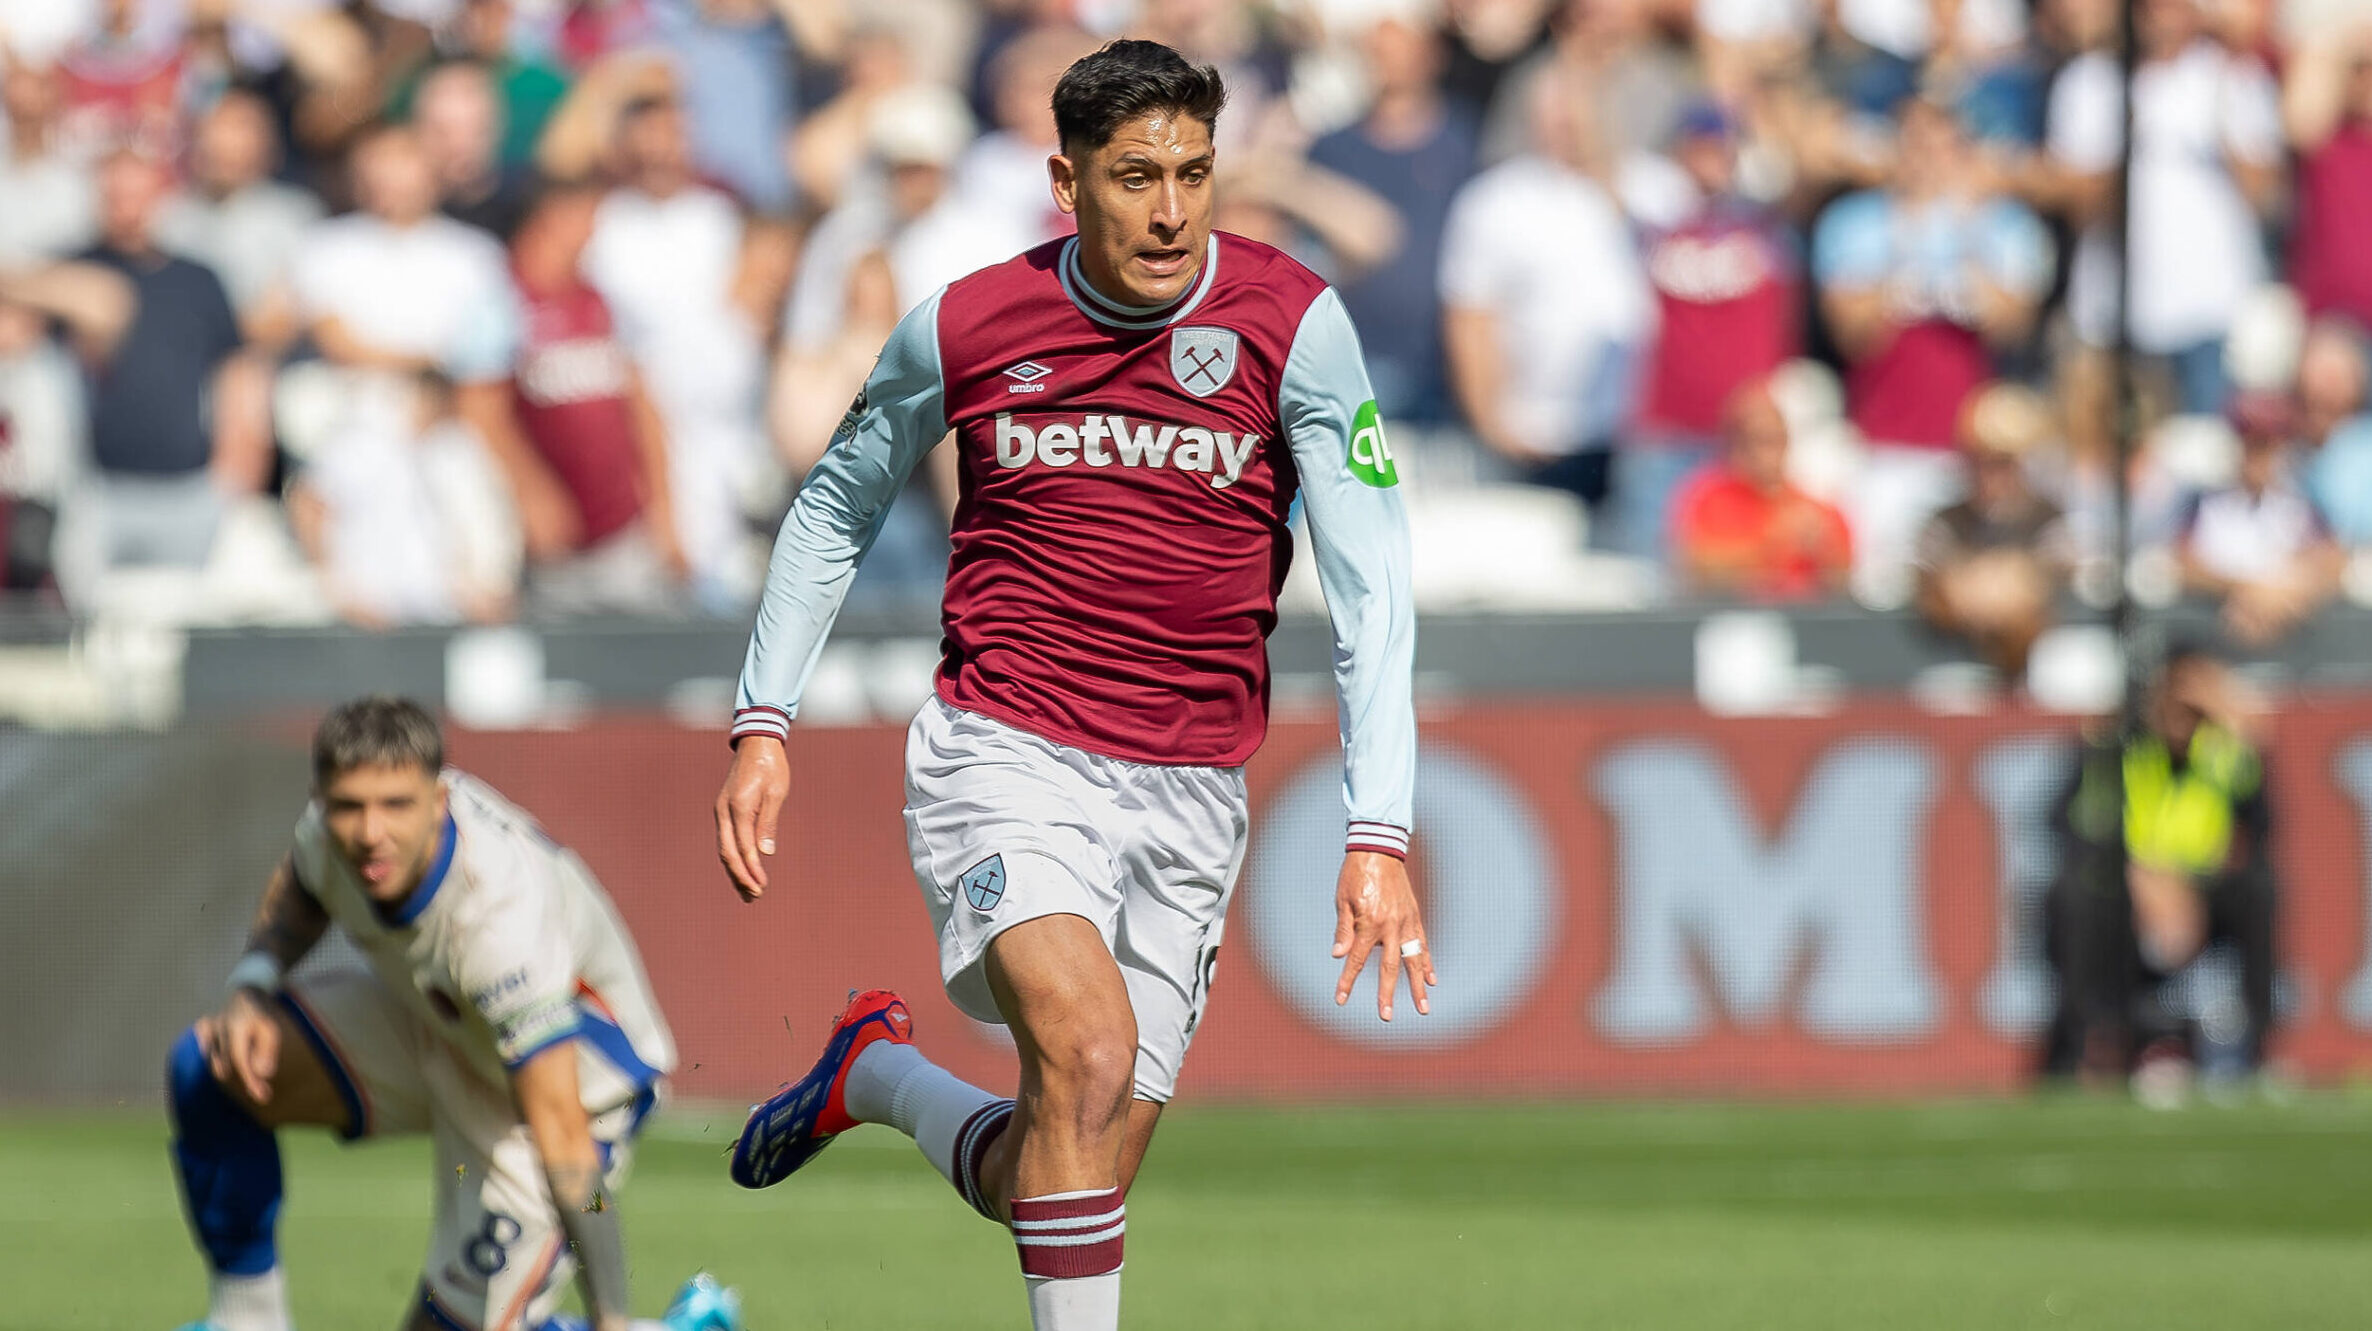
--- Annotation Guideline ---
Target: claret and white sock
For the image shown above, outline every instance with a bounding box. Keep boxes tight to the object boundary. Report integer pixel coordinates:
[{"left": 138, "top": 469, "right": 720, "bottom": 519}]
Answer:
[{"left": 1012, "top": 1187, "right": 1125, "bottom": 1331}]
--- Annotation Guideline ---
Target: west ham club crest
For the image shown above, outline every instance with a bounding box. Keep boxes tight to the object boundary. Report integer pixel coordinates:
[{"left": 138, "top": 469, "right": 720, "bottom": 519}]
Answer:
[{"left": 1169, "top": 326, "right": 1238, "bottom": 398}]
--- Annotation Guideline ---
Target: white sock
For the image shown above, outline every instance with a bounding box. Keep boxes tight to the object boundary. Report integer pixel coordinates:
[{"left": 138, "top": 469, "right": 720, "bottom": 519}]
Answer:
[
  {"left": 208, "top": 1267, "right": 290, "bottom": 1331},
  {"left": 1025, "top": 1272, "right": 1122, "bottom": 1331},
  {"left": 842, "top": 1040, "right": 1010, "bottom": 1213}
]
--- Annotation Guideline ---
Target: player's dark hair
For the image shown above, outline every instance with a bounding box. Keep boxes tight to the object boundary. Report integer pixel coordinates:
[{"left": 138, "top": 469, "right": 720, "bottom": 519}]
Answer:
[
  {"left": 1051, "top": 40, "right": 1227, "bottom": 156},
  {"left": 314, "top": 696, "right": 444, "bottom": 787}
]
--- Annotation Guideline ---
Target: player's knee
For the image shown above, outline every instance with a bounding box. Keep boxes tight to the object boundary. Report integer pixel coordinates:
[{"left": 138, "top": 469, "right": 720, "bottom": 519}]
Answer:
[
  {"left": 168, "top": 1024, "right": 253, "bottom": 1133},
  {"left": 1031, "top": 1021, "right": 1137, "bottom": 1120}
]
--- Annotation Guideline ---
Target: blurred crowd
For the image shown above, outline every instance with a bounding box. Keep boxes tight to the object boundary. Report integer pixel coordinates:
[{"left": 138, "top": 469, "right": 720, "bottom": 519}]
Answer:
[{"left": 4, "top": 0, "right": 2372, "bottom": 654}]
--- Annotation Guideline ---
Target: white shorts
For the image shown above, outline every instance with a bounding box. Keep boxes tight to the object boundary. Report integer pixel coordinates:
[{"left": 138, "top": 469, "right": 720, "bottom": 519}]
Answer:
[
  {"left": 903, "top": 697, "right": 1249, "bottom": 1104},
  {"left": 280, "top": 964, "right": 651, "bottom": 1331}
]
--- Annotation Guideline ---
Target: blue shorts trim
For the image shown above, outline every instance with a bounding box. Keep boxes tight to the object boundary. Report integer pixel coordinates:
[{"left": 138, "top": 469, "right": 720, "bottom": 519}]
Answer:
[
  {"left": 274, "top": 991, "right": 369, "bottom": 1141},
  {"left": 418, "top": 1282, "right": 476, "bottom": 1331}
]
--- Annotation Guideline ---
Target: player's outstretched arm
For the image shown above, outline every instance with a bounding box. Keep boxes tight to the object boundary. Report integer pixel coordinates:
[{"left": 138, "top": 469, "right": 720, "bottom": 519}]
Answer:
[
  {"left": 203, "top": 856, "right": 330, "bottom": 1104},
  {"left": 513, "top": 1044, "right": 632, "bottom": 1331},
  {"left": 719, "top": 288, "right": 948, "bottom": 899},
  {"left": 1280, "top": 287, "right": 1426, "bottom": 1022},
  {"left": 1332, "top": 851, "right": 1434, "bottom": 1022}
]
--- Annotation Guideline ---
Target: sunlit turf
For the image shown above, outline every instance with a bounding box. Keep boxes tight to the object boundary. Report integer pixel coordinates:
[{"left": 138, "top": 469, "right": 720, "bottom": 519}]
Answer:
[{"left": 5, "top": 1095, "right": 2367, "bottom": 1329}]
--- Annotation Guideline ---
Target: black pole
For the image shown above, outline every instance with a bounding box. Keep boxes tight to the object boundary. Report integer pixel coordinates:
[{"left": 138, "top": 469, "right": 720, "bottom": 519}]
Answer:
[{"left": 2112, "top": 0, "right": 2144, "bottom": 728}]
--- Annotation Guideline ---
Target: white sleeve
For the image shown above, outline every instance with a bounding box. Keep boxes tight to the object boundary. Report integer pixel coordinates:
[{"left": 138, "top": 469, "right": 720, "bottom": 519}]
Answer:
[
  {"left": 287, "top": 228, "right": 336, "bottom": 319},
  {"left": 2220, "top": 59, "right": 2283, "bottom": 163},
  {"left": 731, "top": 289, "right": 949, "bottom": 742},
  {"left": 1436, "top": 177, "right": 1506, "bottom": 309},
  {"left": 2047, "top": 56, "right": 2123, "bottom": 172},
  {"left": 1280, "top": 287, "right": 1418, "bottom": 856}
]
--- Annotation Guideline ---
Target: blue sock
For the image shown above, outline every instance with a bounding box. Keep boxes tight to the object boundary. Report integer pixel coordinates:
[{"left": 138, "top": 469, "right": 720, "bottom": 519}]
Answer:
[{"left": 167, "top": 1025, "right": 284, "bottom": 1276}]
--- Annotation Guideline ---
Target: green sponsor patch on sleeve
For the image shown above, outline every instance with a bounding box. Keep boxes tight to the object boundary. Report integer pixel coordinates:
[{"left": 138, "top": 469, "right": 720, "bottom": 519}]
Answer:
[{"left": 1347, "top": 399, "right": 1397, "bottom": 487}]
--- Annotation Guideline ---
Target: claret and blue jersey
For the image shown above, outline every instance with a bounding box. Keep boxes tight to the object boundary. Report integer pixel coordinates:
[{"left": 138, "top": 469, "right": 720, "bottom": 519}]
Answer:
[{"left": 733, "top": 230, "right": 1417, "bottom": 856}]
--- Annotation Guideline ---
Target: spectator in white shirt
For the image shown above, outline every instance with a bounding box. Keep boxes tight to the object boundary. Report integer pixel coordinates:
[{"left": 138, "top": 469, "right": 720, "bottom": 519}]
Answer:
[
  {"left": 0, "top": 286, "right": 92, "bottom": 591},
  {"left": 294, "top": 124, "right": 515, "bottom": 382},
  {"left": 0, "top": 55, "right": 96, "bottom": 265},
  {"left": 2177, "top": 392, "right": 2344, "bottom": 645},
  {"left": 2046, "top": 0, "right": 2284, "bottom": 414},
  {"left": 289, "top": 369, "right": 522, "bottom": 627},
  {"left": 775, "top": 84, "right": 1031, "bottom": 481},
  {"left": 583, "top": 91, "right": 767, "bottom": 610},
  {"left": 293, "top": 122, "right": 577, "bottom": 561},
  {"left": 949, "top": 25, "right": 1098, "bottom": 253},
  {"left": 155, "top": 90, "right": 324, "bottom": 344},
  {"left": 1442, "top": 64, "right": 1653, "bottom": 510}
]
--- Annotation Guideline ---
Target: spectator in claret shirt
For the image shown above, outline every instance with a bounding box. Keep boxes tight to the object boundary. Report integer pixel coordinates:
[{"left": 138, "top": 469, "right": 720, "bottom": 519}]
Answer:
[
  {"left": 1620, "top": 101, "right": 1799, "bottom": 566},
  {"left": 507, "top": 182, "right": 687, "bottom": 616},
  {"left": 1670, "top": 380, "right": 1853, "bottom": 602},
  {"left": 1308, "top": 10, "right": 1479, "bottom": 428},
  {"left": 1813, "top": 94, "right": 2051, "bottom": 607},
  {"left": 2287, "top": 29, "right": 2372, "bottom": 334}
]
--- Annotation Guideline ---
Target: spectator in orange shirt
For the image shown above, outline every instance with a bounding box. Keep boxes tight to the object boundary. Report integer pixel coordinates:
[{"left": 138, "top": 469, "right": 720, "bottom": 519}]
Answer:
[{"left": 1670, "top": 381, "right": 1854, "bottom": 601}]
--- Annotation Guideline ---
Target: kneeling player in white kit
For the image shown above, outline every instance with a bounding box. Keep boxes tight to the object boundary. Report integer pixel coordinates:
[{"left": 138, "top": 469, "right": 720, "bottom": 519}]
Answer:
[
  {"left": 167, "top": 697, "right": 740, "bottom": 1331},
  {"left": 713, "top": 40, "right": 1430, "bottom": 1331}
]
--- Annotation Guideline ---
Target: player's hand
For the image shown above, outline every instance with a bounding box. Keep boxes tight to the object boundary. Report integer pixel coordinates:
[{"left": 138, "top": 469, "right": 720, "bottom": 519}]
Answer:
[
  {"left": 204, "top": 986, "right": 281, "bottom": 1106},
  {"left": 1331, "top": 851, "right": 1434, "bottom": 1022},
  {"left": 716, "top": 734, "right": 789, "bottom": 901}
]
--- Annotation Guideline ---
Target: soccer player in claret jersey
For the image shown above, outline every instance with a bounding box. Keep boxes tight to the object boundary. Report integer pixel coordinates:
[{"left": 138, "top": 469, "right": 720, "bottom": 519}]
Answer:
[
  {"left": 712, "top": 39, "right": 1427, "bottom": 1331},
  {"left": 165, "top": 697, "right": 740, "bottom": 1331}
]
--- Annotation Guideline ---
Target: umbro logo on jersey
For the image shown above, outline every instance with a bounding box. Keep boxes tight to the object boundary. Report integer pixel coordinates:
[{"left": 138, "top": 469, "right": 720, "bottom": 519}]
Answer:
[
  {"left": 1002, "top": 361, "right": 1053, "bottom": 394},
  {"left": 995, "top": 413, "right": 1263, "bottom": 490}
]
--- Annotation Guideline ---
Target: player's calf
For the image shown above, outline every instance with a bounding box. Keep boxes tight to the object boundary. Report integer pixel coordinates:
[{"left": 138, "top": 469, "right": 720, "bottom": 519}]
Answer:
[{"left": 984, "top": 916, "right": 1140, "bottom": 1331}]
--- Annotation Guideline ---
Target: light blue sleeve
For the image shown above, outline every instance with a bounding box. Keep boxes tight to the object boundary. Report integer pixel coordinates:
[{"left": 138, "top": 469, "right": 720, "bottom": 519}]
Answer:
[
  {"left": 1810, "top": 192, "right": 1890, "bottom": 290},
  {"left": 1280, "top": 287, "right": 1418, "bottom": 855},
  {"left": 1978, "top": 201, "right": 2053, "bottom": 297},
  {"left": 731, "top": 290, "right": 947, "bottom": 742}
]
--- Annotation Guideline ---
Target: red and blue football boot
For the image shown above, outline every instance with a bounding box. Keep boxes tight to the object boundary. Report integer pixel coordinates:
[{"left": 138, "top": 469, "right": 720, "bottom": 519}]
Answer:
[{"left": 729, "top": 989, "right": 913, "bottom": 1189}]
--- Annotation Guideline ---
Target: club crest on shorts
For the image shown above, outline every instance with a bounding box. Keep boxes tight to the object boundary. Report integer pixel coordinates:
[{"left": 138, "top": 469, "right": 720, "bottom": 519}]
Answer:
[
  {"left": 960, "top": 854, "right": 1008, "bottom": 912},
  {"left": 1169, "top": 326, "right": 1238, "bottom": 397}
]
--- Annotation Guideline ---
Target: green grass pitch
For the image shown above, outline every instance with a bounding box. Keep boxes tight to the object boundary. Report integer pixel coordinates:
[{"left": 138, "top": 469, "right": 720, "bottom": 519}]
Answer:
[{"left": 5, "top": 1097, "right": 2368, "bottom": 1330}]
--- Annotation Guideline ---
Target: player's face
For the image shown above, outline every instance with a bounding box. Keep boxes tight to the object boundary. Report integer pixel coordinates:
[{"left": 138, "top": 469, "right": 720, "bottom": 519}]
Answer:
[
  {"left": 1052, "top": 111, "right": 1216, "bottom": 308},
  {"left": 319, "top": 761, "right": 448, "bottom": 903}
]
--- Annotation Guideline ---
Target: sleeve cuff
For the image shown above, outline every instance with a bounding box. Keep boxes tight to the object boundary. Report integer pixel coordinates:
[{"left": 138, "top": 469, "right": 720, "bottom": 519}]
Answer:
[
  {"left": 730, "top": 704, "right": 793, "bottom": 747},
  {"left": 500, "top": 1016, "right": 584, "bottom": 1071},
  {"left": 1346, "top": 821, "right": 1410, "bottom": 859}
]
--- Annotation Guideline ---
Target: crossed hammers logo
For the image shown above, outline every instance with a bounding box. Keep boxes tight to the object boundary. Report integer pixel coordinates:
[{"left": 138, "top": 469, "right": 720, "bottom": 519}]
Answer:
[{"left": 1180, "top": 346, "right": 1227, "bottom": 387}]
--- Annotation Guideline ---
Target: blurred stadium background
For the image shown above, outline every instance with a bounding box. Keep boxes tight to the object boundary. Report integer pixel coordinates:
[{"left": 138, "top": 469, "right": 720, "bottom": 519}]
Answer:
[{"left": 6, "top": 0, "right": 2372, "bottom": 1323}]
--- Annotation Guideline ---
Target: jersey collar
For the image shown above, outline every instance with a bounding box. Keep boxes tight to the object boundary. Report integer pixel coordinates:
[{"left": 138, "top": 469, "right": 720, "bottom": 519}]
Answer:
[
  {"left": 376, "top": 811, "right": 458, "bottom": 928},
  {"left": 1057, "top": 233, "right": 1219, "bottom": 331}
]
